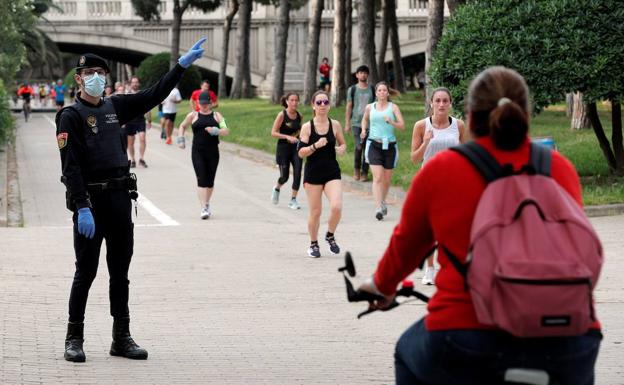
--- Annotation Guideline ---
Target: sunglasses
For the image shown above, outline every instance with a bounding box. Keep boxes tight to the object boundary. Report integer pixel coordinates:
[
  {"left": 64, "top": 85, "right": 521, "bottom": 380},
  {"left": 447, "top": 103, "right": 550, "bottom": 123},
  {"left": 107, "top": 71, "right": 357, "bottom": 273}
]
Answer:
[{"left": 315, "top": 99, "right": 330, "bottom": 106}]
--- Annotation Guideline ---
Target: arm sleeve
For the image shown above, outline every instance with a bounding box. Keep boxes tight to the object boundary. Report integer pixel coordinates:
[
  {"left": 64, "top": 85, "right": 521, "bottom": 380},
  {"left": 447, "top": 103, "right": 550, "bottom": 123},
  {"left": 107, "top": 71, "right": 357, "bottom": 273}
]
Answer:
[
  {"left": 373, "top": 167, "right": 436, "bottom": 295},
  {"left": 56, "top": 109, "right": 91, "bottom": 210},
  {"left": 346, "top": 86, "right": 353, "bottom": 102},
  {"left": 112, "top": 64, "right": 186, "bottom": 126}
]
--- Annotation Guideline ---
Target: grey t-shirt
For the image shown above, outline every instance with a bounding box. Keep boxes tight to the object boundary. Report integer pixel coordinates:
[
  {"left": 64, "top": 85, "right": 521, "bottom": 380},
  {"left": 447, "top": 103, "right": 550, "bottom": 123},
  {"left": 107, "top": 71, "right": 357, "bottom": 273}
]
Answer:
[{"left": 347, "top": 85, "right": 375, "bottom": 128}]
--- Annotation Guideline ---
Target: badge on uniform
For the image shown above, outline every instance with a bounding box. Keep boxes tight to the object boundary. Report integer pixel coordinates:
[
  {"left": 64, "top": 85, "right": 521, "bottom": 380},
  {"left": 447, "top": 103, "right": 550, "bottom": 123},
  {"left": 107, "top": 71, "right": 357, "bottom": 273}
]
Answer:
[
  {"left": 57, "top": 132, "right": 68, "bottom": 149},
  {"left": 86, "top": 114, "right": 98, "bottom": 134}
]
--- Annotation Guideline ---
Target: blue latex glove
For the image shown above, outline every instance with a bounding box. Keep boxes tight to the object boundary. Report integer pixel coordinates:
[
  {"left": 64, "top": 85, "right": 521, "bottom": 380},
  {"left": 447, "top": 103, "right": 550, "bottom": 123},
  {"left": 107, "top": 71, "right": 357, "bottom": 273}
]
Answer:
[
  {"left": 178, "top": 38, "right": 207, "bottom": 68},
  {"left": 208, "top": 126, "right": 220, "bottom": 136},
  {"left": 77, "top": 207, "right": 95, "bottom": 239}
]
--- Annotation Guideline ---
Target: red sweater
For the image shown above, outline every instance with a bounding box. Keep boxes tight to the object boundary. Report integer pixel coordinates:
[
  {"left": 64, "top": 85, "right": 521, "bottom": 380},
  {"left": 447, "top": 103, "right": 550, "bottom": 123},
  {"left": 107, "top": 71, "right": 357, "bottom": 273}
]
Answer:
[{"left": 374, "top": 136, "right": 600, "bottom": 331}]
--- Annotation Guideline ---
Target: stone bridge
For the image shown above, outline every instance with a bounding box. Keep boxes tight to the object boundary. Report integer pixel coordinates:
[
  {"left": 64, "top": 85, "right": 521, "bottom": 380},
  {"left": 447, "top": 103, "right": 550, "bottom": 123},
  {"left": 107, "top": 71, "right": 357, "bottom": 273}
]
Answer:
[{"left": 43, "top": 0, "right": 432, "bottom": 94}]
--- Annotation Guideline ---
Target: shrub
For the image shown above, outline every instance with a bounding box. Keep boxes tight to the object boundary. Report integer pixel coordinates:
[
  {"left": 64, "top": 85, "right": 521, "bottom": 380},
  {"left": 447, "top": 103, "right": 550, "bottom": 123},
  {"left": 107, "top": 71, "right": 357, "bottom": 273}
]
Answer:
[
  {"left": 0, "top": 80, "right": 14, "bottom": 145},
  {"left": 136, "top": 52, "right": 201, "bottom": 98}
]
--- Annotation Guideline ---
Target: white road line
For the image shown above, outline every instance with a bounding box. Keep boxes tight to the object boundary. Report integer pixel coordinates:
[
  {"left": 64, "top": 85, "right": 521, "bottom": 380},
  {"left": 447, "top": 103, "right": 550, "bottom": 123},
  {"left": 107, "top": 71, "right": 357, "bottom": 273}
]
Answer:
[
  {"left": 137, "top": 192, "right": 179, "bottom": 226},
  {"left": 44, "top": 114, "right": 179, "bottom": 226}
]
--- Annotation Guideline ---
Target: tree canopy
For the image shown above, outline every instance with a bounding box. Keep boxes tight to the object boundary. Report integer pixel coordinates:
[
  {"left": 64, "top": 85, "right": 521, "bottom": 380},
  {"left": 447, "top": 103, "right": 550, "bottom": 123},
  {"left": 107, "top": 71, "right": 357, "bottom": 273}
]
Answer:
[
  {"left": 430, "top": 0, "right": 624, "bottom": 113},
  {"left": 136, "top": 52, "right": 201, "bottom": 98}
]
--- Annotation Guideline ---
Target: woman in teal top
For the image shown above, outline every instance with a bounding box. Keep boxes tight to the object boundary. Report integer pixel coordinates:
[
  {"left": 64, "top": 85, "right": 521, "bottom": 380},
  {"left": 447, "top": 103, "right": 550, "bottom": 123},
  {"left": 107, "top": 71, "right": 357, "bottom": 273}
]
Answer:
[{"left": 361, "top": 82, "right": 405, "bottom": 220}]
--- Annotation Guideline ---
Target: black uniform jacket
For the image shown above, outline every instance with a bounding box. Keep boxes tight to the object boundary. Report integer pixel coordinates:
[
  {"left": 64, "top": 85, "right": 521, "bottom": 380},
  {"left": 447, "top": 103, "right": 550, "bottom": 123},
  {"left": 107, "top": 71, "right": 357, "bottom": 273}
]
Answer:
[{"left": 56, "top": 64, "right": 185, "bottom": 210}]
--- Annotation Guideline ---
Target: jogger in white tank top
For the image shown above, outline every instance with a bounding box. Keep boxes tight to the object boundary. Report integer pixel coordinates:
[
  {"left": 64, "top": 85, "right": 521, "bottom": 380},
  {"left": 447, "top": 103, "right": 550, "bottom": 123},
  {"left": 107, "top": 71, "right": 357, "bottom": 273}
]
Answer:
[{"left": 410, "top": 87, "right": 467, "bottom": 285}]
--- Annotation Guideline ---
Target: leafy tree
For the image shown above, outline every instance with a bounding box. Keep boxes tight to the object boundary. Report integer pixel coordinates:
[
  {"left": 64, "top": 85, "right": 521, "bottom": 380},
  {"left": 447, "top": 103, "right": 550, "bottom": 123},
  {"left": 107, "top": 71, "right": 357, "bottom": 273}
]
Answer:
[
  {"left": 303, "top": 0, "right": 324, "bottom": 104},
  {"left": 218, "top": 0, "right": 239, "bottom": 99},
  {"left": 430, "top": 0, "right": 624, "bottom": 175},
  {"left": 131, "top": 0, "right": 221, "bottom": 69},
  {"left": 424, "top": 0, "right": 444, "bottom": 115},
  {"left": 230, "top": 0, "right": 253, "bottom": 98},
  {"left": 357, "top": 0, "right": 378, "bottom": 85},
  {"left": 136, "top": 52, "right": 201, "bottom": 98}
]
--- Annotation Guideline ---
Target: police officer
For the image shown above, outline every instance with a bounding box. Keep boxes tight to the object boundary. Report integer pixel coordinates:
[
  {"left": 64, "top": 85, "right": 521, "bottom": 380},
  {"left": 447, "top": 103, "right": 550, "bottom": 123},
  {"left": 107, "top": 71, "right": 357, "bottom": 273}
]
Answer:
[{"left": 56, "top": 38, "right": 206, "bottom": 363}]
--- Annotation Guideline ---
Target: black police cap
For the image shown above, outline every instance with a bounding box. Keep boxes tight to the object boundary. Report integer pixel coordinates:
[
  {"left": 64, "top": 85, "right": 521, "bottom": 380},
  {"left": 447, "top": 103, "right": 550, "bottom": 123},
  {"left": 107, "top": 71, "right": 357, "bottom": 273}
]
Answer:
[{"left": 75, "top": 53, "right": 110, "bottom": 73}]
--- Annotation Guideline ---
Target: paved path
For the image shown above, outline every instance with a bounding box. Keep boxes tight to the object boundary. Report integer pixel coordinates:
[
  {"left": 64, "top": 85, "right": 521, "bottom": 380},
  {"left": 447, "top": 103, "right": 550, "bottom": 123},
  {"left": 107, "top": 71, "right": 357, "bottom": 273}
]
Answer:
[{"left": 1, "top": 112, "right": 623, "bottom": 384}]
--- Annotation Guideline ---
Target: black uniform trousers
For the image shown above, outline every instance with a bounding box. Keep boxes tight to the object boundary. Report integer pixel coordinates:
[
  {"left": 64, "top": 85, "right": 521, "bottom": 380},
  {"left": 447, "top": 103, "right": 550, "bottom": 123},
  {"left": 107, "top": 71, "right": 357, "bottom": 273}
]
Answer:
[{"left": 68, "top": 189, "right": 133, "bottom": 323}]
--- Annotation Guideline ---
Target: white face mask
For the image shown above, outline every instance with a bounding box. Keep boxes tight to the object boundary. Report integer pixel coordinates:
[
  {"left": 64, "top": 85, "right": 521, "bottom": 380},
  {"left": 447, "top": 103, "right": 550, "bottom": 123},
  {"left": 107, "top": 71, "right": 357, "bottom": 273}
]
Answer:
[{"left": 82, "top": 73, "right": 106, "bottom": 97}]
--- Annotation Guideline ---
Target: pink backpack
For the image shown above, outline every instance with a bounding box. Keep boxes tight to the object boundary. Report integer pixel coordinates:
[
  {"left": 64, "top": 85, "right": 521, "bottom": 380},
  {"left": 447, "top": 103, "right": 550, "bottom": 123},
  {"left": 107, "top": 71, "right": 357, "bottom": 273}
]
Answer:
[{"left": 447, "top": 142, "right": 603, "bottom": 337}]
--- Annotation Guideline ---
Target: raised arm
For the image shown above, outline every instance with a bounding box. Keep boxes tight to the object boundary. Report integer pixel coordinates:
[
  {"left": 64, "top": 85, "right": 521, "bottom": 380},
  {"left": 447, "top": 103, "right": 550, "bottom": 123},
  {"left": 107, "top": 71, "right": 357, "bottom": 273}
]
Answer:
[{"left": 389, "top": 104, "right": 405, "bottom": 131}]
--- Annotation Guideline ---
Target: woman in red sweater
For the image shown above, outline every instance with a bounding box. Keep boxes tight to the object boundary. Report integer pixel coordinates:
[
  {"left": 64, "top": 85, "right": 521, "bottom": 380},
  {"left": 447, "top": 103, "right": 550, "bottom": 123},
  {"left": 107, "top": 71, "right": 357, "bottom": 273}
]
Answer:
[{"left": 359, "top": 67, "right": 601, "bottom": 385}]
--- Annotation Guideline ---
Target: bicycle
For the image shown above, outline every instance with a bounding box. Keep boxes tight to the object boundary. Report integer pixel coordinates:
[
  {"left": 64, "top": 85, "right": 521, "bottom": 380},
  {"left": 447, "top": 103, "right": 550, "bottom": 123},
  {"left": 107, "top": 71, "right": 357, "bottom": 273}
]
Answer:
[{"left": 338, "top": 252, "right": 554, "bottom": 385}]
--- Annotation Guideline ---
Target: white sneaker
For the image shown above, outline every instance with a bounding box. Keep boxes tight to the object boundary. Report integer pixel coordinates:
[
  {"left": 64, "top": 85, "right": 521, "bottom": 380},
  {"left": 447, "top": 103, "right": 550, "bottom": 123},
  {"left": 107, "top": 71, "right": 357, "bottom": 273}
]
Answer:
[
  {"left": 421, "top": 266, "right": 435, "bottom": 285},
  {"left": 375, "top": 207, "right": 384, "bottom": 221},
  {"left": 288, "top": 198, "right": 301, "bottom": 210},
  {"left": 200, "top": 206, "right": 211, "bottom": 220},
  {"left": 271, "top": 188, "right": 280, "bottom": 205},
  {"left": 381, "top": 201, "right": 388, "bottom": 216}
]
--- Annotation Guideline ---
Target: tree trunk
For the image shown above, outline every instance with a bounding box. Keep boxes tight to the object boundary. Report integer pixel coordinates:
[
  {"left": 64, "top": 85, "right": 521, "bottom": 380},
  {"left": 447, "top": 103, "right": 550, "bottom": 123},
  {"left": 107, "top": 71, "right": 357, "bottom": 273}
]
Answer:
[
  {"left": 303, "top": 0, "right": 324, "bottom": 104},
  {"left": 571, "top": 92, "right": 591, "bottom": 129},
  {"left": 377, "top": 0, "right": 389, "bottom": 82},
  {"left": 271, "top": 0, "right": 291, "bottom": 103},
  {"left": 331, "top": 0, "right": 346, "bottom": 106},
  {"left": 388, "top": 0, "right": 405, "bottom": 92},
  {"left": 218, "top": 0, "right": 239, "bottom": 99},
  {"left": 343, "top": 0, "right": 353, "bottom": 84},
  {"left": 170, "top": 0, "right": 186, "bottom": 70},
  {"left": 612, "top": 101, "right": 624, "bottom": 173},
  {"left": 446, "top": 0, "right": 466, "bottom": 14},
  {"left": 587, "top": 102, "right": 618, "bottom": 173},
  {"left": 358, "top": 0, "right": 378, "bottom": 85},
  {"left": 565, "top": 92, "right": 574, "bottom": 117},
  {"left": 424, "top": 0, "right": 444, "bottom": 115},
  {"left": 230, "top": 0, "right": 253, "bottom": 99}
]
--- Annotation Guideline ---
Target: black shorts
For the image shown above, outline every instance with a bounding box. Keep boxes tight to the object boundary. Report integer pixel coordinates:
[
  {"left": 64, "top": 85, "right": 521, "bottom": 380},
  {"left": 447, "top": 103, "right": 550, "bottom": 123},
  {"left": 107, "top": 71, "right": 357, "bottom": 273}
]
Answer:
[
  {"left": 304, "top": 161, "right": 341, "bottom": 185},
  {"left": 163, "top": 113, "right": 177, "bottom": 122},
  {"left": 56, "top": 100, "right": 65, "bottom": 107},
  {"left": 365, "top": 140, "right": 398, "bottom": 169},
  {"left": 125, "top": 121, "right": 146, "bottom": 136}
]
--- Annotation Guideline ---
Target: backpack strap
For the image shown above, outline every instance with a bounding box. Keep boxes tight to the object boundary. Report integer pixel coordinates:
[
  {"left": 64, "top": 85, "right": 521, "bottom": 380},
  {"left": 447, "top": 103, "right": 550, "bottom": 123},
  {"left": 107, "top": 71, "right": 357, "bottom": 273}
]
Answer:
[
  {"left": 450, "top": 141, "right": 503, "bottom": 183},
  {"left": 529, "top": 142, "right": 552, "bottom": 177}
]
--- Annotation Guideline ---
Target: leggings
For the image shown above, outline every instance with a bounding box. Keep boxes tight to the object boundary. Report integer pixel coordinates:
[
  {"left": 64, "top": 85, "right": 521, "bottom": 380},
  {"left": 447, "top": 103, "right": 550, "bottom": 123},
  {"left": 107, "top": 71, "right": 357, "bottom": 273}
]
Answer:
[
  {"left": 192, "top": 147, "right": 219, "bottom": 188},
  {"left": 277, "top": 148, "right": 302, "bottom": 191}
]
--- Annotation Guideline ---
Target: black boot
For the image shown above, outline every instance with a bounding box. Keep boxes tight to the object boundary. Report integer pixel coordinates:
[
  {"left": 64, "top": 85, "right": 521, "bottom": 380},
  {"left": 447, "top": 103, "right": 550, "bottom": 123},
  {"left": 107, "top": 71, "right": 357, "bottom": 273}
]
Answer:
[
  {"left": 64, "top": 322, "right": 86, "bottom": 362},
  {"left": 110, "top": 317, "right": 148, "bottom": 359}
]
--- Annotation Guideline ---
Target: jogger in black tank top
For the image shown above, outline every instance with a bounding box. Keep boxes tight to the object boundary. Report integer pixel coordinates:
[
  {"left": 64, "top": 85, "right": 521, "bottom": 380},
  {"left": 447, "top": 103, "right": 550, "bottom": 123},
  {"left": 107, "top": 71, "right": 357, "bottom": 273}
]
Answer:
[
  {"left": 178, "top": 92, "right": 230, "bottom": 219},
  {"left": 270, "top": 93, "right": 303, "bottom": 209},
  {"left": 298, "top": 91, "right": 347, "bottom": 258}
]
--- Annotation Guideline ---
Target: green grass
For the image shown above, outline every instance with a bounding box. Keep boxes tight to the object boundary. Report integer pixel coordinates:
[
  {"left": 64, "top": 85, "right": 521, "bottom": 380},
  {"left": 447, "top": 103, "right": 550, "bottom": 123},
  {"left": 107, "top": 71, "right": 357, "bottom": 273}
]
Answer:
[{"left": 153, "top": 94, "right": 623, "bottom": 206}]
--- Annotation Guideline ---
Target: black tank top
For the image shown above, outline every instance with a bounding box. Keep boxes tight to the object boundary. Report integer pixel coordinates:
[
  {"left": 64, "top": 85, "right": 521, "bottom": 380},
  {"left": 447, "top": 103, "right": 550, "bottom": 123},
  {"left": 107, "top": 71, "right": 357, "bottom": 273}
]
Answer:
[
  {"left": 308, "top": 118, "right": 336, "bottom": 161},
  {"left": 192, "top": 111, "right": 220, "bottom": 148},
  {"left": 278, "top": 110, "right": 301, "bottom": 144}
]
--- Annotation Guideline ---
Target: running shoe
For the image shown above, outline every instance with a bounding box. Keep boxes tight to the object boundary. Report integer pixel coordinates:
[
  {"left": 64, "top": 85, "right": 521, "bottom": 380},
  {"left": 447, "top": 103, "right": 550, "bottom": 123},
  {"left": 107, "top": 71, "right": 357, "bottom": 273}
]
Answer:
[
  {"left": 421, "top": 266, "right": 435, "bottom": 285},
  {"left": 160, "top": 129, "right": 166, "bottom": 140},
  {"left": 271, "top": 188, "right": 280, "bottom": 205},
  {"left": 165, "top": 137, "right": 172, "bottom": 145},
  {"left": 375, "top": 207, "right": 384, "bottom": 221},
  {"left": 200, "top": 206, "right": 211, "bottom": 220},
  {"left": 288, "top": 198, "right": 300, "bottom": 210},
  {"left": 139, "top": 159, "right": 148, "bottom": 168},
  {"left": 130, "top": 160, "right": 136, "bottom": 168},
  {"left": 307, "top": 243, "right": 321, "bottom": 258},
  {"left": 325, "top": 235, "right": 340, "bottom": 255},
  {"left": 381, "top": 201, "right": 388, "bottom": 216}
]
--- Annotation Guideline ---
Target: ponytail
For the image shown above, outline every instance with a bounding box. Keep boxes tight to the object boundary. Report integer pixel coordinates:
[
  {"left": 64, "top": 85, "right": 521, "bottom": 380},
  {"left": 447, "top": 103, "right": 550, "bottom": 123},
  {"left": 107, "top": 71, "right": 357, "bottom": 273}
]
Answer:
[{"left": 489, "top": 98, "right": 528, "bottom": 150}]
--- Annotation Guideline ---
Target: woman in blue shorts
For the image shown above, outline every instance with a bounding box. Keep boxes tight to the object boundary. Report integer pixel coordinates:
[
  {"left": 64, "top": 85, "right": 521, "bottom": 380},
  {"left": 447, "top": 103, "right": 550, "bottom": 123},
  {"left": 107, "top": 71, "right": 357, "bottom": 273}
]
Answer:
[{"left": 361, "top": 82, "right": 405, "bottom": 220}]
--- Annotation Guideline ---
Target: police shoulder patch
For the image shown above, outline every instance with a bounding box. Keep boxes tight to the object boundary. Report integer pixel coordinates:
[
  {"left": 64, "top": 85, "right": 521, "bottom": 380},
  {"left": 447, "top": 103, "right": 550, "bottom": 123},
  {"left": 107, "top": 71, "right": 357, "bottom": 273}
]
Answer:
[{"left": 57, "top": 132, "right": 68, "bottom": 149}]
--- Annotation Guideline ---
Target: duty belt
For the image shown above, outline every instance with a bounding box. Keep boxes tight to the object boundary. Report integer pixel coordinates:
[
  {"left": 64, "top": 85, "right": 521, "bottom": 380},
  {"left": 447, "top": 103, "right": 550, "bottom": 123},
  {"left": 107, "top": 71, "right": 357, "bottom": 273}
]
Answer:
[{"left": 86, "top": 174, "right": 137, "bottom": 193}]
